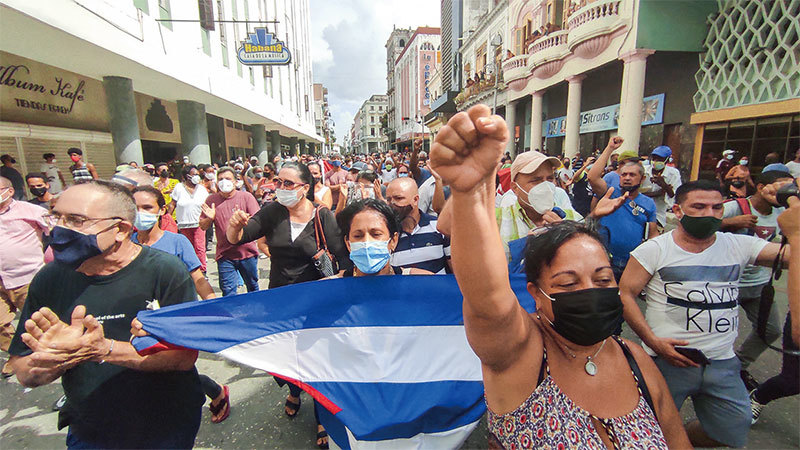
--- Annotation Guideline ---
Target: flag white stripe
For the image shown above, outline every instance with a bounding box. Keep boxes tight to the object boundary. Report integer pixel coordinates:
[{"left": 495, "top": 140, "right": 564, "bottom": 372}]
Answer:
[
  {"left": 391, "top": 245, "right": 446, "bottom": 266},
  {"left": 336, "top": 419, "right": 480, "bottom": 450},
  {"left": 218, "top": 325, "right": 483, "bottom": 383}
]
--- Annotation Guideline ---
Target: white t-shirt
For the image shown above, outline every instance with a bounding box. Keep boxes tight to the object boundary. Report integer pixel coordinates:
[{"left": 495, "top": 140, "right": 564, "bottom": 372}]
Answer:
[
  {"left": 170, "top": 182, "right": 209, "bottom": 228},
  {"left": 630, "top": 231, "right": 768, "bottom": 360},
  {"left": 417, "top": 176, "right": 437, "bottom": 216},
  {"left": 786, "top": 160, "right": 800, "bottom": 178},
  {"left": 40, "top": 162, "right": 63, "bottom": 193},
  {"left": 722, "top": 198, "right": 783, "bottom": 287},
  {"left": 643, "top": 165, "right": 682, "bottom": 226},
  {"left": 381, "top": 168, "right": 397, "bottom": 185}
]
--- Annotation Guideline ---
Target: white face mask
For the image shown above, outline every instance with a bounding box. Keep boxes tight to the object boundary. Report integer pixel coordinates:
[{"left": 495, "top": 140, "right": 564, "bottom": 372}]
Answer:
[
  {"left": 0, "top": 188, "right": 11, "bottom": 204},
  {"left": 205, "top": 172, "right": 216, "bottom": 181},
  {"left": 235, "top": 180, "right": 244, "bottom": 189},
  {"left": 218, "top": 179, "right": 235, "bottom": 193},
  {"left": 516, "top": 181, "right": 555, "bottom": 215},
  {"left": 276, "top": 188, "right": 301, "bottom": 207},
  {"left": 189, "top": 175, "right": 201, "bottom": 185}
]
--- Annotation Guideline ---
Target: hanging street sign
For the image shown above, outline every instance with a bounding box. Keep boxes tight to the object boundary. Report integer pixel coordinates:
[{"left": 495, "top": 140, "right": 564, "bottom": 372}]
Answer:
[{"left": 237, "top": 28, "right": 291, "bottom": 66}]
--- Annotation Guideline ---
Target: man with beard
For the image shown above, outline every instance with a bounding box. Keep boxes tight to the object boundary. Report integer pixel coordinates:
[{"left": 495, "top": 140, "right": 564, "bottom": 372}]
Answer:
[
  {"left": 588, "top": 136, "right": 659, "bottom": 281},
  {"left": 385, "top": 177, "right": 450, "bottom": 274}
]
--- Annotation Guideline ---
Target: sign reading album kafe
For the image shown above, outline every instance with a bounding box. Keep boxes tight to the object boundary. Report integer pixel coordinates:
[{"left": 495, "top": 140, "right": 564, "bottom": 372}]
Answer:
[
  {"left": 544, "top": 93, "right": 665, "bottom": 138},
  {"left": 237, "top": 28, "right": 291, "bottom": 65}
]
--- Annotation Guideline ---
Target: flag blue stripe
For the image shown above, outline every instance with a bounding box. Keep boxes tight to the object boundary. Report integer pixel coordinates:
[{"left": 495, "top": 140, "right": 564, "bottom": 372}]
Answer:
[
  {"left": 134, "top": 274, "right": 535, "bottom": 353},
  {"left": 314, "top": 380, "right": 486, "bottom": 441}
]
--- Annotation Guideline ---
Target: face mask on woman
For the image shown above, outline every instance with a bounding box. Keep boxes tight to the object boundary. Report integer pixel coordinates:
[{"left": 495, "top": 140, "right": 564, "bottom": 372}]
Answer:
[
  {"left": 189, "top": 174, "right": 201, "bottom": 185},
  {"left": 349, "top": 240, "right": 391, "bottom": 274},
  {"left": 517, "top": 181, "right": 555, "bottom": 215},
  {"left": 134, "top": 211, "right": 159, "bottom": 230},
  {"left": 539, "top": 287, "right": 623, "bottom": 346},
  {"left": 205, "top": 172, "right": 216, "bottom": 181},
  {"left": 276, "top": 188, "right": 302, "bottom": 207}
]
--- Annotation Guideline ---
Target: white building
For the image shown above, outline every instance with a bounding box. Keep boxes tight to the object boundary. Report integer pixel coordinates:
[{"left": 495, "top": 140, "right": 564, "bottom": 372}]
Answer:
[
  {"left": 352, "top": 94, "right": 388, "bottom": 155},
  {"left": 313, "top": 83, "right": 334, "bottom": 154},
  {"left": 392, "top": 27, "right": 441, "bottom": 151},
  {"left": 0, "top": 0, "right": 321, "bottom": 182},
  {"left": 385, "top": 27, "right": 414, "bottom": 151}
]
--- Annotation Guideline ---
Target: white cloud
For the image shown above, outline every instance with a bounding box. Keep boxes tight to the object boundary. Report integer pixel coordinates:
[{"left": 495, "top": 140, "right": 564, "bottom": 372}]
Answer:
[{"left": 309, "top": 0, "right": 440, "bottom": 145}]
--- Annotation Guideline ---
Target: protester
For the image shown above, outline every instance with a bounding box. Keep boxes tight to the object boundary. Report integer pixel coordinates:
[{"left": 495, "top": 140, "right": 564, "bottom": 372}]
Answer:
[
  {"left": 716, "top": 149, "right": 736, "bottom": 184},
  {"left": 619, "top": 180, "right": 793, "bottom": 447},
  {"left": 41, "top": 153, "right": 65, "bottom": 194},
  {"left": 786, "top": 148, "right": 800, "bottom": 178},
  {"left": 385, "top": 177, "right": 450, "bottom": 274},
  {"left": 724, "top": 164, "right": 752, "bottom": 198},
  {"left": 171, "top": 165, "right": 210, "bottom": 273},
  {"left": 336, "top": 170, "right": 383, "bottom": 212},
  {"left": 587, "top": 137, "right": 658, "bottom": 280},
  {"left": 430, "top": 106, "right": 690, "bottom": 449},
  {"left": 260, "top": 162, "right": 278, "bottom": 204},
  {"left": 0, "top": 176, "right": 49, "bottom": 377},
  {"left": 200, "top": 167, "right": 261, "bottom": 296},
  {"left": 154, "top": 162, "right": 179, "bottom": 216},
  {"left": 721, "top": 168, "right": 794, "bottom": 390},
  {"left": 642, "top": 146, "right": 682, "bottom": 228},
  {"left": 111, "top": 168, "right": 154, "bottom": 190},
  {"left": 66, "top": 148, "right": 98, "bottom": 183},
  {"left": 324, "top": 154, "right": 348, "bottom": 208},
  {"left": 226, "top": 161, "right": 349, "bottom": 448},
  {"left": 130, "top": 185, "right": 229, "bottom": 423},
  {"left": 0, "top": 155, "right": 25, "bottom": 200},
  {"left": 331, "top": 198, "right": 431, "bottom": 277},
  {"left": 749, "top": 190, "right": 800, "bottom": 423},
  {"left": 307, "top": 162, "right": 332, "bottom": 209},
  {"left": 7, "top": 180, "right": 204, "bottom": 449},
  {"left": 26, "top": 172, "right": 55, "bottom": 208},
  {"left": 569, "top": 157, "right": 595, "bottom": 217},
  {"left": 417, "top": 170, "right": 447, "bottom": 216}
]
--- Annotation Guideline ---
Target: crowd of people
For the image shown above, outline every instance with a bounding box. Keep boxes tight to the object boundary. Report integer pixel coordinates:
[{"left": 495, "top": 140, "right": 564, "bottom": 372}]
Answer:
[{"left": 0, "top": 104, "right": 798, "bottom": 449}]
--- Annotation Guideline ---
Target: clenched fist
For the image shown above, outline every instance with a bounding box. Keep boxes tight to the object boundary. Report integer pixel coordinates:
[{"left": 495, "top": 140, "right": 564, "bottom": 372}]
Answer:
[{"left": 430, "top": 105, "right": 508, "bottom": 193}]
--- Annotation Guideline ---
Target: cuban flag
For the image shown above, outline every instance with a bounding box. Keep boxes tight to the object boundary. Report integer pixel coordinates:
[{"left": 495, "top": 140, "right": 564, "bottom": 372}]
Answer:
[{"left": 133, "top": 274, "right": 535, "bottom": 449}]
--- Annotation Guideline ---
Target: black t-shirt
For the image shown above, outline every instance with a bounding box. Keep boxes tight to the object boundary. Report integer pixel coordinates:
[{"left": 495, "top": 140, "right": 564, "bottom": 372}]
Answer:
[
  {"left": 571, "top": 175, "right": 593, "bottom": 217},
  {"left": 9, "top": 246, "right": 204, "bottom": 446},
  {"left": 239, "top": 202, "right": 351, "bottom": 288}
]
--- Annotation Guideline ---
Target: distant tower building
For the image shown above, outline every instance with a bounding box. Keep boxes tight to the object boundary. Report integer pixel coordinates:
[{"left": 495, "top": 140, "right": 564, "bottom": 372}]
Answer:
[{"left": 385, "top": 27, "right": 414, "bottom": 151}]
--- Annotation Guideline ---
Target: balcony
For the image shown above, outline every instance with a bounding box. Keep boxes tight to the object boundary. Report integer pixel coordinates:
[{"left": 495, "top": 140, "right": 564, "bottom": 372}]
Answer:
[
  {"left": 454, "top": 74, "right": 506, "bottom": 110},
  {"left": 567, "top": 0, "right": 626, "bottom": 58},
  {"left": 527, "top": 30, "right": 570, "bottom": 78},
  {"left": 502, "top": 55, "right": 528, "bottom": 86}
]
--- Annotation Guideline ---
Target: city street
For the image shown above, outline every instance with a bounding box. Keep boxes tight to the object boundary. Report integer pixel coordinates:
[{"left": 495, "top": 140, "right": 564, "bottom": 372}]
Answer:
[{"left": 1, "top": 248, "right": 798, "bottom": 449}]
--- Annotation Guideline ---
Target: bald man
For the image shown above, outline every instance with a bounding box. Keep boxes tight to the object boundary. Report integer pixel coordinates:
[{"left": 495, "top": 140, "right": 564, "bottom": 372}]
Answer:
[
  {"left": 7, "top": 180, "right": 204, "bottom": 449},
  {"left": 0, "top": 176, "right": 49, "bottom": 376},
  {"left": 385, "top": 177, "right": 451, "bottom": 274}
]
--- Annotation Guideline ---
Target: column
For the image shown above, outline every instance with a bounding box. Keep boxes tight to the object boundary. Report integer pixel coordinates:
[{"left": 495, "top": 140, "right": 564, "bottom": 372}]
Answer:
[
  {"left": 530, "top": 91, "right": 544, "bottom": 152},
  {"left": 102, "top": 76, "right": 143, "bottom": 165},
  {"left": 564, "top": 74, "right": 585, "bottom": 158},
  {"left": 251, "top": 124, "right": 268, "bottom": 165},
  {"left": 307, "top": 142, "right": 315, "bottom": 155},
  {"left": 177, "top": 100, "right": 211, "bottom": 164},
  {"left": 288, "top": 137, "right": 298, "bottom": 156},
  {"left": 505, "top": 100, "right": 517, "bottom": 157},
  {"left": 269, "top": 130, "right": 281, "bottom": 159},
  {"left": 298, "top": 139, "right": 307, "bottom": 155},
  {"left": 617, "top": 49, "right": 655, "bottom": 154}
]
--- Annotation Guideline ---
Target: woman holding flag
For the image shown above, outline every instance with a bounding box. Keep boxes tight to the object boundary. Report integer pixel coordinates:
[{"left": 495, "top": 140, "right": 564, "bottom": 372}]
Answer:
[{"left": 430, "top": 105, "right": 691, "bottom": 449}]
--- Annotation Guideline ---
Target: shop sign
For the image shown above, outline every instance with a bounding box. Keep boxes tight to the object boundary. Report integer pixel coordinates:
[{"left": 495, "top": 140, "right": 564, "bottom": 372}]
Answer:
[
  {"left": 543, "top": 93, "right": 665, "bottom": 138},
  {"left": 419, "top": 49, "right": 435, "bottom": 110},
  {"left": 0, "top": 51, "right": 108, "bottom": 131},
  {"left": 237, "top": 28, "right": 291, "bottom": 65}
]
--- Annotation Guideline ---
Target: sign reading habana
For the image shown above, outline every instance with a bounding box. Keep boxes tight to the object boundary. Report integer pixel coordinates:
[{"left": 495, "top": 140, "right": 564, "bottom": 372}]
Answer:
[{"left": 237, "top": 28, "right": 291, "bottom": 65}]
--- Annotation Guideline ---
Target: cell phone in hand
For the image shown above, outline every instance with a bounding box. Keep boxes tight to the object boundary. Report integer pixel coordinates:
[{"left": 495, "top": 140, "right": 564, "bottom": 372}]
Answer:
[{"left": 675, "top": 347, "right": 710, "bottom": 366}]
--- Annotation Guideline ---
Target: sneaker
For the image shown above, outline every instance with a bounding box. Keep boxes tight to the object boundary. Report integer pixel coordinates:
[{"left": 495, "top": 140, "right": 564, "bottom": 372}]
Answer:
[
  {"left": 740, "top": 370, "right": 759, "bottom": 392},
  {"left": 750, "top": 390, "right": 766, "bottom": 424},
  {"left": 53, "top": 394, "right": 67, "bottom": 412}
]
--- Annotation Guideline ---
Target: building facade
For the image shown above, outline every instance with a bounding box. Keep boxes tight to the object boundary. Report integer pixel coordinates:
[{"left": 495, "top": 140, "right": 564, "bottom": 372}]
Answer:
[
  {"left": 351, "top": 94, "right": 389, "bottom": 155},
  {"left": 0, "top": 0, "right": 321, "bottom": 185},
  {"left": 385, "top": 27, "right": 414, "bottom": 150},
  {"left": 392, "top": 27, "right": 441, "bottom": 151},
  {"left": 313, "top": 83, "right": 334, "bottom": 154}
]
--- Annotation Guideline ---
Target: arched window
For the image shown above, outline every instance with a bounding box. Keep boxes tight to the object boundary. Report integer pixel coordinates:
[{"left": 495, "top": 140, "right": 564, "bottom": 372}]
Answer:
[{"left": 399, "top": 39, "right": 406, "bottom": 48}]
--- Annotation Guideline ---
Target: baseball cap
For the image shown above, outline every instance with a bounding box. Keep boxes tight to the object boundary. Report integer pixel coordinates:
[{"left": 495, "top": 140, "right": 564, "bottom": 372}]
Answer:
[
  {"left": 349, "top": 161, "right": 368, "bottom": 172},
  {"left": 617, "top": 150, "right": 641, "bottom": 163},
  {"left": 762, "top": 163, "right": 790, "bottom": 174},
  {"left": 722, "top": 149, "right": 736, "bottom": 156},
  {"left": 510, "top": 151, "right": 561, "bottom": 182},
  {"left": 650, "top": 146, "right": 672, "bottom": 159}
]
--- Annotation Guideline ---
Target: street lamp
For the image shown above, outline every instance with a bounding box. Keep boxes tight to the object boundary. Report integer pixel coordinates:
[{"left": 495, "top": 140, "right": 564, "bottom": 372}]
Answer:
[{"left": 490, "top": 32, "right": 503, "bottom": 115}]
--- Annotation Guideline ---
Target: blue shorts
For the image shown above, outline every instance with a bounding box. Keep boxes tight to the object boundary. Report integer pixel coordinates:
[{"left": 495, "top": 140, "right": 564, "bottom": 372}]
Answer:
[{"left": 653, "top": 356, "right": 751, "bottom": 447}]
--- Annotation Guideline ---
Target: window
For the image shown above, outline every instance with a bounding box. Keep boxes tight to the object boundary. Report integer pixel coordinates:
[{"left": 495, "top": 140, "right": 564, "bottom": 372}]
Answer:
[
  {"left": 371, "top": 128, "right": 376, "bottom": 136},
  {"left": 159, "top": 0, "right": 172, "bottom": 30},
  {"left": 198, "top": 0, "right": 215, "bottom": 31},
  {"left": 133, "top": 0, "right": 149, "bottom": 15},
  {"left": 217, "top": 0, "right": 226, "bottom": 43}
]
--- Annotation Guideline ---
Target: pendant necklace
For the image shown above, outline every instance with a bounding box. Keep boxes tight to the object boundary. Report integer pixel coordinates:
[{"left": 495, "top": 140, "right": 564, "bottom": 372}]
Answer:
[{"left": 538, "top": 315, "right": 608, "bottom": 376}]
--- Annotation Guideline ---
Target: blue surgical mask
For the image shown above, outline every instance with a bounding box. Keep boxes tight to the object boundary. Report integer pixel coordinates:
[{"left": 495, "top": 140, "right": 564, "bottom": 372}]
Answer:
[
  {"left": 398, "top": 173, "right": 409, "bottom": 178},
  {"left": 349, "top": 240, "right": 391, "bottom": 274},
  {"left": 134, "top": 211, "right": 159, "bottom": 230},
  {"left": 331, "top": 160, "right": 342, "bottom": 168},
  {"left": 50, "top": 225, "right": 111, "bottom": 268}
]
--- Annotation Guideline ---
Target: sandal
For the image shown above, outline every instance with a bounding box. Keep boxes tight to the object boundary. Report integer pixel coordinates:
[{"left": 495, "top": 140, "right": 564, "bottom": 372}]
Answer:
[
  {"left": 284, "top": 395, "right": 301, "bottom": 418},
  {"left": 316, "top": 430, "right": 329, "bottom": 449},
  {"left": 209, "top": 385, "right": 230, "bottom": 423}
]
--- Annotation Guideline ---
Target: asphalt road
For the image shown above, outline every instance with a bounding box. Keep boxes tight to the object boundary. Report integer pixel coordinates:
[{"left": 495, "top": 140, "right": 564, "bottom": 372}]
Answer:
[{"left": 1, "top": 250, "right": 798, "bottom": 449}]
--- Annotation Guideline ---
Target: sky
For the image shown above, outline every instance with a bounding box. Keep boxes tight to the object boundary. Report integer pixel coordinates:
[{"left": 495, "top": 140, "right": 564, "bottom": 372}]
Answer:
[{"left": 309, "top": 0, "right": 440, "bottom": 145}]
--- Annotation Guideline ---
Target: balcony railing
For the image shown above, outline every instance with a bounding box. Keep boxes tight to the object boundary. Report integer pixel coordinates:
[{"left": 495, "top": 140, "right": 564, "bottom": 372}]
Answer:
[
  {"left": 528, "top": 30, "right": 569, "bottom": 55},
  {"left": 502, "top": 55, "right": 527, "bottom": 73},
  {"left": 567, "top": 0, "right": 622, "bottom": 31}
]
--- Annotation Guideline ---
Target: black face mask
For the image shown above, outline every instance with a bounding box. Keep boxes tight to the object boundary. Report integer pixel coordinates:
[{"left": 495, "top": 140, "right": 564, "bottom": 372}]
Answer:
[
  {"left": 391, "top": 204, "right": 414, "bottom": 221},
  {"left": 730, "top": 180, "right": 745, "bottom": 188},
  {"left": 30, "top": 186, "right": 48, "bottom": 198},
  {"left": 620, "top": 184, "right": 640, "bottom": 194},
  {"left": 159, "top": 170, "right": 168, "bottom": 178},
  {"left": 541, "top": 287, "right": 623, "bottom": 346}
]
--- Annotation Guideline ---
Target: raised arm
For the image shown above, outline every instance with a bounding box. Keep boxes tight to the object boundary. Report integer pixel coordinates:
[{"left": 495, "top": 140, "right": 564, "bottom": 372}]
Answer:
[
  {"left": 430, "top": 105, "right": 530, "bottom": 370},
  {"left": 587, "top": 137, "right": 624, "bottom": 196},
  {"left": 779, "top": 196, "right": 800, "bottom": 345},
  {"left": 410, "top": 139, "right": 422, "bottom": 182}
]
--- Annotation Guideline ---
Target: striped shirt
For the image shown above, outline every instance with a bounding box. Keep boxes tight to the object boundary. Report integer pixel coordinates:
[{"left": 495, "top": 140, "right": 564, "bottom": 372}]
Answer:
[
  {"left": 390, "top": 212, "right": 450, "bottom": 274},
  {"left": 70, "top": 164, "right": 93, "bottom": 183}
]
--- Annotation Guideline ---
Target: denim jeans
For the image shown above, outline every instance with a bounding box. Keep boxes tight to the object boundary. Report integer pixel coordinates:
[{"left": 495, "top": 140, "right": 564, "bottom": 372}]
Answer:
[{"left": 218, "top": 256, "right": 259, "bottom": 296}]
